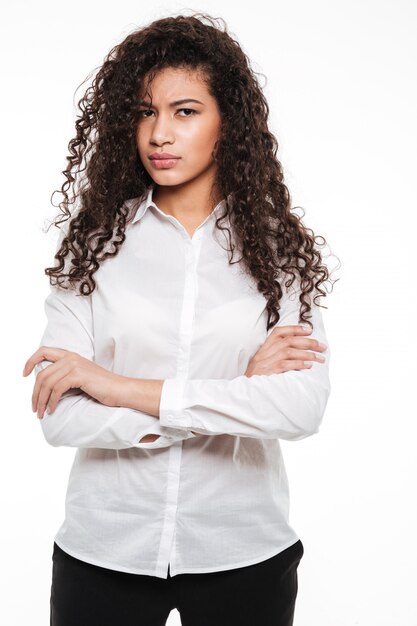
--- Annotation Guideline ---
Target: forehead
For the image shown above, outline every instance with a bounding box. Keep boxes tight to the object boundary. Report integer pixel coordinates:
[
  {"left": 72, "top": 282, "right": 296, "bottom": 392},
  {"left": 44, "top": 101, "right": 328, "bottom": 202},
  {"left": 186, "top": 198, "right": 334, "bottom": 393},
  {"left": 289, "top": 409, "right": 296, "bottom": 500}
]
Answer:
[{"left": 140, "top": 67, "right": 209, "bottom": 98}]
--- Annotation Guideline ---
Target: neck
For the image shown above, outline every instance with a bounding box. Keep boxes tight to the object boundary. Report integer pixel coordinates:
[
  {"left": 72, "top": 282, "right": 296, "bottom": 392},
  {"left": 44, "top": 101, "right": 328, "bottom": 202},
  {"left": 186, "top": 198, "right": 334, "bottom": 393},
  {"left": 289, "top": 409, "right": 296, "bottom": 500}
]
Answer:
[{"left": 152, "top": 179, "right": 224, "bottom": 224}]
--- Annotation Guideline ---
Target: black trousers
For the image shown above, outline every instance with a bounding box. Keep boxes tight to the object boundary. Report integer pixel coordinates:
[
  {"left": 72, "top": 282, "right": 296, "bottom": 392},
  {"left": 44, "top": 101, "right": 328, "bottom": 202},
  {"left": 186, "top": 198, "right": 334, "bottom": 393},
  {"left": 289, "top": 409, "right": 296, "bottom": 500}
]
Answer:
[{"left": 50, "top": 539, "right": 304, "bottom": 626}]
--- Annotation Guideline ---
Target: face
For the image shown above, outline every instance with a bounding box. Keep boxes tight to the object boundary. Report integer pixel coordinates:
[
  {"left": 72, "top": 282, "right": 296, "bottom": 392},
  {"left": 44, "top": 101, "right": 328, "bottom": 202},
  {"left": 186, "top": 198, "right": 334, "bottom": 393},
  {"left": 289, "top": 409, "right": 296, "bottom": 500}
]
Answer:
[{"left": 136, "top": 67, "right": 222, "bottom": 189}]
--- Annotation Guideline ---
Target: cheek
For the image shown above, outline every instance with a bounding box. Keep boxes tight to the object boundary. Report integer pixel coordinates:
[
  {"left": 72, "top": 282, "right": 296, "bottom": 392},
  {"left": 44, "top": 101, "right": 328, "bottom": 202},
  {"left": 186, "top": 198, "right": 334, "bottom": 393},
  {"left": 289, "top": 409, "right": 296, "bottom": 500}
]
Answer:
[
  {"left": 202, "top": 118, "right": 221, "bottom": 156},
  {"left": 135, "top": 131, "right": 150, "bottom": 167},
  {"left": 136, "top": 126, "right": 148, "bottom": 151},
  {"left": 135, "top": 134, "right": 143, "bottom": 154},
  {"left": 185, "top": 124, "right": 219, "bottom": 162}
]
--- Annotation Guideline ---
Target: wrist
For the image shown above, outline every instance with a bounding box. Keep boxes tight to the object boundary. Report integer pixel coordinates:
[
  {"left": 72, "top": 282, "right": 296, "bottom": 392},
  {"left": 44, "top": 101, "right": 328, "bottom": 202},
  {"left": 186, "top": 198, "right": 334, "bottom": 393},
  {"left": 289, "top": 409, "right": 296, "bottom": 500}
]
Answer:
[{"left": 120, "top": 377, "right": 164, "bottom": 417}]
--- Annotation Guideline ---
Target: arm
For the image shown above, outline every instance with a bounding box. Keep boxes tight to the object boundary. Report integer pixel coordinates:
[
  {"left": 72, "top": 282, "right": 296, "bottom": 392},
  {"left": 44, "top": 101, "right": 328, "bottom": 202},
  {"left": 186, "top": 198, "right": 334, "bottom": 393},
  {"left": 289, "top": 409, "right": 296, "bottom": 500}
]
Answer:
[
  {"left": 34, "top": 283, "right": 196, "bottom": 450},
  {"left": 158, "top": 283, "right": 331, "bottom": 441}
]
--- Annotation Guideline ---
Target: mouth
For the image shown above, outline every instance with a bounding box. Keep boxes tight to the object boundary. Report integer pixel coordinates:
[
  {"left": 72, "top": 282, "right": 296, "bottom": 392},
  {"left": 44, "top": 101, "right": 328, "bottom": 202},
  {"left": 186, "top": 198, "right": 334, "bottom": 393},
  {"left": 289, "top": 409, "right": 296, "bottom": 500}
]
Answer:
[
  {"left": 149, "top": 152, "right": 180, "bottom": 159},
  {"left": 149, "top": 156, "right": 181, "bottom": 170}
]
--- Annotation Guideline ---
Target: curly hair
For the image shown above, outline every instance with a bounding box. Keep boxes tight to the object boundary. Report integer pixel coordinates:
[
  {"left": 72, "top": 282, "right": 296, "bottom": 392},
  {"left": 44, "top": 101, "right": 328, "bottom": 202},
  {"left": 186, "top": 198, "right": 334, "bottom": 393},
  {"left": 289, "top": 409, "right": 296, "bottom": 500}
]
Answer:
[{"left": 45, "top": 11, "right": 338, "bottom": 331}]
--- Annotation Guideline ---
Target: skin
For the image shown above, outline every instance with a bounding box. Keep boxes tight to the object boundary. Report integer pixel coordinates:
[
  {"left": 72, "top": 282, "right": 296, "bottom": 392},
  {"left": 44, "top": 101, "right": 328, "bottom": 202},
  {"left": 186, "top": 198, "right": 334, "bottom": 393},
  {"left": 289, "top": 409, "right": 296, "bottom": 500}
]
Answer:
[
  {"left": 22, "top": 67, "right": 327, "bottom": 442},
  {"left": 136, "top": 66, "right": 224, "bottom": 237}
]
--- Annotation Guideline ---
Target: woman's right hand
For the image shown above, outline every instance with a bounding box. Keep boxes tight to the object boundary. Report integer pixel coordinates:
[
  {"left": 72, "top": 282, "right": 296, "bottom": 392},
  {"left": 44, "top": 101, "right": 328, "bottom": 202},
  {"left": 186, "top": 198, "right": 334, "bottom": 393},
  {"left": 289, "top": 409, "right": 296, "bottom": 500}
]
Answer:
[{"left": 244, "top": 325, "right": 327, "bottom": 377}]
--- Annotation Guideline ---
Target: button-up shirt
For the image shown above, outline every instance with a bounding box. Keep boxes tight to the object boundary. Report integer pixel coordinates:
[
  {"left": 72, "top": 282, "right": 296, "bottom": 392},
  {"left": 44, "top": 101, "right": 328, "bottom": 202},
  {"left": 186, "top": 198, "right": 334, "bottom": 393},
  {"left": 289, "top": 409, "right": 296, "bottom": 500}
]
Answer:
[{"left": 35, "top": 184, "right": 331, "bottom": 579}]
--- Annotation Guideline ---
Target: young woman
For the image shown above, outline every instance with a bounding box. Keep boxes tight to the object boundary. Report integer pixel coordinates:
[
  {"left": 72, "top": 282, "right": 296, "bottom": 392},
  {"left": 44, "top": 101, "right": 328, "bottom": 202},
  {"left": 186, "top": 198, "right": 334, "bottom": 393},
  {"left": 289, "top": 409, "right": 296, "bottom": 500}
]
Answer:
[{"left": 23, "top": 12, "right": 333, "bottom": 626}]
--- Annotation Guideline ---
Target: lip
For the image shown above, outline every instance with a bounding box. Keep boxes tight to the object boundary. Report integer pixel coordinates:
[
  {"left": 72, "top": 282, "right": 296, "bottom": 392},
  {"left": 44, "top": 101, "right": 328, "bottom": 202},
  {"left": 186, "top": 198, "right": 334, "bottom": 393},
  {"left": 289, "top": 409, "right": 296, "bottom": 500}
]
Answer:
[
  {"left": 149, "top": 152, "right": 180, "bottom": 160},
  {"left": 149, "top": 157, "right": 180, "bottom": 170}
]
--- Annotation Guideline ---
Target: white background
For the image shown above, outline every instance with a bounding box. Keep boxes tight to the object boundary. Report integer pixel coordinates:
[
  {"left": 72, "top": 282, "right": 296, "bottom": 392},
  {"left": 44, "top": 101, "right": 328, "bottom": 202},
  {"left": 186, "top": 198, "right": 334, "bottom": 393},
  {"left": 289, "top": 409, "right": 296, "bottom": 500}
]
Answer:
[{"left": 2, "top": 0, "right": 416, "bottom": 624}]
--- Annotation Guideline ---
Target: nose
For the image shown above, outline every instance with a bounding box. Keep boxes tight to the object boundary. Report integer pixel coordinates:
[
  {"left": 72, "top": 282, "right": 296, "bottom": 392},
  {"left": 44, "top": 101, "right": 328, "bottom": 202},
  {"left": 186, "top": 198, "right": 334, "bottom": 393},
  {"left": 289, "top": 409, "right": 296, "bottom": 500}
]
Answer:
[{"left": 149, "top": 112, "right": 175, "bottom": 146}]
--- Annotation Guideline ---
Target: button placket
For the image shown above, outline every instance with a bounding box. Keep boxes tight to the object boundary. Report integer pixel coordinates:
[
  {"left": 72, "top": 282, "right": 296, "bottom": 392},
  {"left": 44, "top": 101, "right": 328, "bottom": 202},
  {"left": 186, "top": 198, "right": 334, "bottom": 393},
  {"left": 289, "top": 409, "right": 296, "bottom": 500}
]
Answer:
[
  {"left": 176, "top": 236, "right": 202, "bottom": 377},
  {"left": 158, "top": 231, "right": 204, "bottom": 577}
]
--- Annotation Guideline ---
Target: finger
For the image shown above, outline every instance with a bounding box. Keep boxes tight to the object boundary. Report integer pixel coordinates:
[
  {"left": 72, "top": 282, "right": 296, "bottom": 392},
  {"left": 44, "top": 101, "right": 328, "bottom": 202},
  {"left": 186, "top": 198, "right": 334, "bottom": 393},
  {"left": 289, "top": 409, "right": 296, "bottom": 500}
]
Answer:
[
  {"left": 33, "top": 359, "right": 73, "bottom": 416},
  {"left": 253, "top": 355, "right": 314, "bottom": 375},
  {"left": 279, "top": 347, "right": 326, "bottom": 363},
  {"left": 32, "top": 363, "right": 53, "bottom": 413},
  {"left": 256, "top": 332, "right": 319, "bottom": 362},
  {"left": 280, "top": 360, "right": 314, "bottom": 371},
  {"left": 285, "top": 336, "right": 328, "bottom": 352},
  {"left": 43, "top": 376, "right": 79, "bottom": 417},
  {"left": 269, "top": 324, "right": 313, "bottom": 336},
  {"left": 37, "top": 372, "right": 73, "bottom": 419},
  {"left": 271, "top": 324, "right": 313, "bottom": 338},
  {"left": 263, "top": 335, "right": 328, "bottom": 361},
  {"left": 263, "top": 324, "right": 312, "bottom": 350},
  {"left": 23, "top": 347, "right": 69, "bottom": 377}
]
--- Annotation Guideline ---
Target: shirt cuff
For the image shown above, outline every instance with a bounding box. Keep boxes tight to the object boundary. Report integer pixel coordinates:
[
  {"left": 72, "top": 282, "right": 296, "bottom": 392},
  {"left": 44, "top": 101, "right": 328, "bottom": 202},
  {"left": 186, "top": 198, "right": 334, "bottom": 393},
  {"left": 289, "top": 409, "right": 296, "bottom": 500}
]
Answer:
[{"left": 159, "top": 378, "right": 191, "bottom": 429}]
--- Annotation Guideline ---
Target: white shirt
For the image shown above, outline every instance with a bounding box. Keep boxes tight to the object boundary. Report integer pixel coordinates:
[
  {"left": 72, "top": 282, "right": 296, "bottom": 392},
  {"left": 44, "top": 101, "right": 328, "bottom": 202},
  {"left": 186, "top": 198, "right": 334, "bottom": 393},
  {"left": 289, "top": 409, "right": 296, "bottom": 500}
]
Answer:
[{"left": 35, "top": 183, "right": 331, "bottom": 579}]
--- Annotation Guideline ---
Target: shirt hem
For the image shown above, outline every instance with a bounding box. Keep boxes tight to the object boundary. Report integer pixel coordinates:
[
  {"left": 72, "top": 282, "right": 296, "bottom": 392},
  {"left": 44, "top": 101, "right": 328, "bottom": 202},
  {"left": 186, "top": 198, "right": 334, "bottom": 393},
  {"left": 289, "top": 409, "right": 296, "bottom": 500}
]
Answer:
[
  {"left": 169, "top": 537, "right": 301, "bottom": 577},
  {"left": 53, "top": 538, "right": 160, "bottom": 577},
  {"left": 53, "top": 535, "right": 300, "bottom": 579}
]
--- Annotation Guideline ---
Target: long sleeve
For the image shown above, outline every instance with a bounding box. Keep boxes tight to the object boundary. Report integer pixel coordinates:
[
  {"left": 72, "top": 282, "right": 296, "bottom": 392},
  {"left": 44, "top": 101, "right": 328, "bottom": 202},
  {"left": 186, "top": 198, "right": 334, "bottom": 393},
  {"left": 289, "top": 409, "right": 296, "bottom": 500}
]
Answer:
[
  {"left": 35, "top": 282, "right": 195, "bottom": 450},
  {"left": 159, "top": 283, "right": 331, "bottom": 441}
]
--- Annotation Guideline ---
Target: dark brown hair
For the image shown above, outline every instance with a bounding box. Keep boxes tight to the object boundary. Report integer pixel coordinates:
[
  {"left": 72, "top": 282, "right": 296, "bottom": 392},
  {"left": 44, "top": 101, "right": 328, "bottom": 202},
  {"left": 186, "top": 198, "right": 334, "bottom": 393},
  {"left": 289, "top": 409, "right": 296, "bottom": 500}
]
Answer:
[{"left": 45, "top": 12, "right": 338, "bottom": 330}]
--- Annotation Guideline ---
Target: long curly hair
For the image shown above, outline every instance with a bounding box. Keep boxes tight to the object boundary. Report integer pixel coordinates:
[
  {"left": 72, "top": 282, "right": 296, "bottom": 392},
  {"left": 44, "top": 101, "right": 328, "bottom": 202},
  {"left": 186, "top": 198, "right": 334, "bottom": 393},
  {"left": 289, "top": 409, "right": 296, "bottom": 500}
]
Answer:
[{"left": 45, "top": 11, "right": 338, "bottom": 331}]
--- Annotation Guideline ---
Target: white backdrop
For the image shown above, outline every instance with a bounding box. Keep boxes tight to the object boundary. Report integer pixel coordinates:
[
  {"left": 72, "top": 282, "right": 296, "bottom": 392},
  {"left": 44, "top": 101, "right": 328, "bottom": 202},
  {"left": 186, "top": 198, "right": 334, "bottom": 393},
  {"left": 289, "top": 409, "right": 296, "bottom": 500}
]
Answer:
[{"left": 2, "top": 0, "right": 416, "bottom": 624}]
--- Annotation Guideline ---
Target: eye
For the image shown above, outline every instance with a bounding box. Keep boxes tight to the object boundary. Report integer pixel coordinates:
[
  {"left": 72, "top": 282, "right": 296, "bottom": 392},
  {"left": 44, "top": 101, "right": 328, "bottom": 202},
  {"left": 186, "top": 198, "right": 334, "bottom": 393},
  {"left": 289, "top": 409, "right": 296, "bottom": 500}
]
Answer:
[
  {"left": 138, "top": 108, "right": 197, "bottom": 119},
  {"left": 177, "top": 108, "right": 197, "bottom": 116}
]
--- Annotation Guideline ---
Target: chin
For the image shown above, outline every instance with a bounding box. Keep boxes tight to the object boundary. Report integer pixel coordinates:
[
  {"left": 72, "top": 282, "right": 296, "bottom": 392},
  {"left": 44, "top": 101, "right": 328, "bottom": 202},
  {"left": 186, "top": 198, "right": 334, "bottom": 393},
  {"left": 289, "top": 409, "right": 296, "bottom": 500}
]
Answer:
[{"left": 149, "top": 173, "right": 196, "bottom": 187}]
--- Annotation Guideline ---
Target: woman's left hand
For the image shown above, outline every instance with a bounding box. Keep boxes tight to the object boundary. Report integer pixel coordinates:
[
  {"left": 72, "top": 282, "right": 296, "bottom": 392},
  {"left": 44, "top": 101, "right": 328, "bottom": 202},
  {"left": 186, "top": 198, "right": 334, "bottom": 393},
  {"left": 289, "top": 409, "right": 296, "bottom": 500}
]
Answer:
[{"left": 22, "top": 347, "right": 127, "bottom": 418}]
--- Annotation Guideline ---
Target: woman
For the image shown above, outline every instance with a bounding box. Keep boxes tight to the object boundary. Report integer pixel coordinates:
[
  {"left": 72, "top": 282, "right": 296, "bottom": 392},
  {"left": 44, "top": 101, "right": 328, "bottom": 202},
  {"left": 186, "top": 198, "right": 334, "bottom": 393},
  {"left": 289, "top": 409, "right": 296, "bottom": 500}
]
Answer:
[{"left": 23, "top": 12, "right": 333, "bottom": 626}]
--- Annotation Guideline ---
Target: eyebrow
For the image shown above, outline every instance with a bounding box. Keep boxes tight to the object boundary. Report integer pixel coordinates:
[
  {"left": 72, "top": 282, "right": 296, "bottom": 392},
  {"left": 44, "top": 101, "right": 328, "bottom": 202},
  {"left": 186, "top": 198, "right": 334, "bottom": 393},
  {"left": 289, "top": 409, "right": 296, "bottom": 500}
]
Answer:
[{"left": 138, "top": 98, "right": 205, "bottom": 107}]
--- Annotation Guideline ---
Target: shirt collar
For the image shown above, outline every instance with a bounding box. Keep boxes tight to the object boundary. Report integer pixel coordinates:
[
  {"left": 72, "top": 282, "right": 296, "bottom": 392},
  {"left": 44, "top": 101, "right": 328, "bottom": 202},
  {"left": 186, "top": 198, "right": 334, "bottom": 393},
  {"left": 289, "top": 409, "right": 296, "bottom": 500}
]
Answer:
[{"left": 129, "top": 184, "right": 228, "bottom": 226}]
